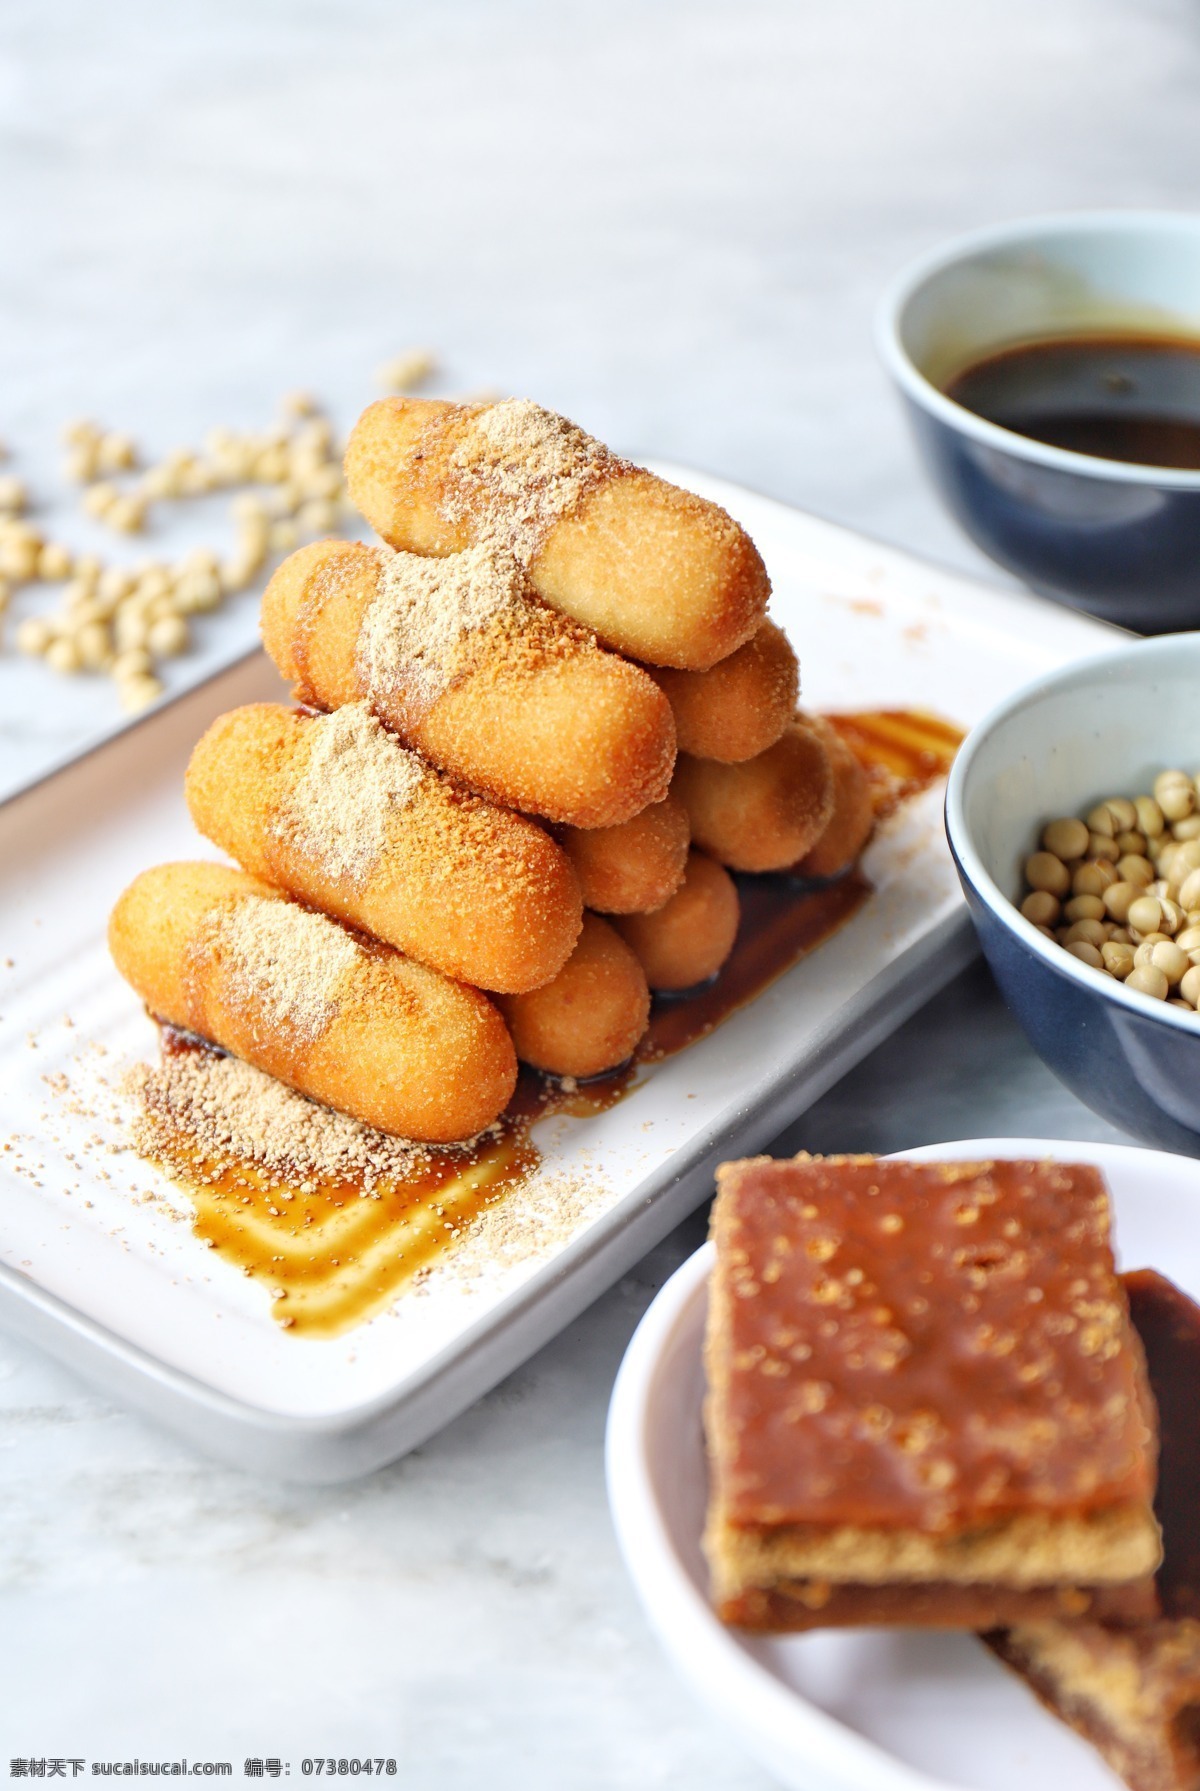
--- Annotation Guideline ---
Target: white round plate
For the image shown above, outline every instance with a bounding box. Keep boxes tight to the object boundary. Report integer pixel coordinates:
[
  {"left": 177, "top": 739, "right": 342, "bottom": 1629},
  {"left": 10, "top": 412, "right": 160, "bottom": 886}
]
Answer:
[{"left": 605, "top": 1137, "right": 1200, "bottom": 1791}]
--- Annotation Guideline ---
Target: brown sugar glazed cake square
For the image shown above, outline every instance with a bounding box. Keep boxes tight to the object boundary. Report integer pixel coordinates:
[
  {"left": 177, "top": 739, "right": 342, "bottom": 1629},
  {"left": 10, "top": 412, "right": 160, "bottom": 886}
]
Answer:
[{"left": 703, "top": 1154, "right": 1162, "bottom": 1630}]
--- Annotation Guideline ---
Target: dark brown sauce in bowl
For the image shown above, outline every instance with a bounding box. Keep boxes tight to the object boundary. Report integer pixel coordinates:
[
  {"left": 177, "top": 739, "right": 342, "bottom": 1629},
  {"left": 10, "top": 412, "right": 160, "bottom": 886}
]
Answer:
[
  {"left": 944, "top": 334, "right": 1200, "bottom": 471},
  {"left": 142, "top": 709, "right": 962, "bottom": 1335}
]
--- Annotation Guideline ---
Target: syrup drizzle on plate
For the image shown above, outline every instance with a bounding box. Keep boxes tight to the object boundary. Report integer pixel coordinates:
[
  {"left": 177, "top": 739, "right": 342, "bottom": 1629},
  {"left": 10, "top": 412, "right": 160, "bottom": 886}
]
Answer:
[{"left": 142, "top": 709, "right": 962, "bottom": 1335}]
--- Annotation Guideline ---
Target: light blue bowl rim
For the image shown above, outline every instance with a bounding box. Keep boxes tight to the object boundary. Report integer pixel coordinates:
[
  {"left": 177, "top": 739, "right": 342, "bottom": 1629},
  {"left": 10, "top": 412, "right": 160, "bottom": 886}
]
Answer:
[
  {"left": 945, "top": 630, "right": 1200, "bottom": 1038},
  {"left": 876, "top": 209, "right": 1200, "bottom": 492}
]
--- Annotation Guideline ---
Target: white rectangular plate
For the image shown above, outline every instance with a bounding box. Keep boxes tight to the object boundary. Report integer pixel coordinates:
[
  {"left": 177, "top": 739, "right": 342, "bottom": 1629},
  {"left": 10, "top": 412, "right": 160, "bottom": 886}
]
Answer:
[{"left": 0, "top": 468, "right": 1119, "bottom": 1480}]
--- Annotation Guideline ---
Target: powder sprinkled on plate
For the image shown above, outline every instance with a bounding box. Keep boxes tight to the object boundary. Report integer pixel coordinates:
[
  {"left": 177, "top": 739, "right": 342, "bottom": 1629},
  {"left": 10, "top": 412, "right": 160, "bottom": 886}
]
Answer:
[
  {"left": 129, "top": 1049, "right": 441, "bottom": 1192},
  {"left": 121, "top": 1041, "right": 616, "bottom": 1336}
]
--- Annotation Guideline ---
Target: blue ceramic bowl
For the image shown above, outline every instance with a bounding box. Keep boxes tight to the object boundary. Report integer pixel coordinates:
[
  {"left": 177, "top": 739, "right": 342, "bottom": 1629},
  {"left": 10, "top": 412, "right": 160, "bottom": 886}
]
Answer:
[
  {"left": 877, "top": 212, "right": 1200, "bottom": 632},
  {"left": 945, "top": 633, "right": 1200, "bottom": 1154}
]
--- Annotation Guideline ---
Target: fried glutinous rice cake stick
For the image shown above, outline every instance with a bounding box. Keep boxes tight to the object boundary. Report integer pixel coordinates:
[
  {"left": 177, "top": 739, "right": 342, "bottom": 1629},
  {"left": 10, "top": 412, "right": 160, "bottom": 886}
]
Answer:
[
  {"left": 343, "top": 397, "right": 770, "bottom": 671},
  {"left": 555, "top": 793, "right": 690, "bottom": 916},
  {"left": 645, "top": 620, "right": 799, "bottom": 763},
  {"left": 186, "top": 703, "right": 583, "bottom": 994},
  {"left": 793, "top": 717, "right": 875, "bottom": 882},
  {"left": 703, "top": 1154, "right": 1162, "bottom": 1631},
  {"left": 261, "top": 538, "right": 675, "bottom": 829},
  {"left": 109, "top": 862, "right": 517, "bottom": 1143},
  {"left": 674, "top": 713, "right": 834, "bottom": 872},
  {"left": 496, "top": 913, "right": 649, "bottom": 1078},
  {"left": 983, "top": 1270, "right": 1200, "bottom": 1791},
  {"left": 614, "top": 850, "right": 739, "bottom": 991}
]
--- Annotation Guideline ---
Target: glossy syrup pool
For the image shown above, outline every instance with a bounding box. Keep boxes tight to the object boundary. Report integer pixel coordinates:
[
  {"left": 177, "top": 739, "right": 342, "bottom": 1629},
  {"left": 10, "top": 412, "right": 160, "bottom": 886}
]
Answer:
[{"left": 143, "top": 709, "right": 962, "bottom": 1336}]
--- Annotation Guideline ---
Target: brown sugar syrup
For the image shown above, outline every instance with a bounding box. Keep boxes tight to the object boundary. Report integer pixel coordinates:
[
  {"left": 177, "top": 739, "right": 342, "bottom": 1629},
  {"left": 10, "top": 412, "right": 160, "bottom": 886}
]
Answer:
[{"left": 148, "top": 711, "right": 961, "bottom": 1336}]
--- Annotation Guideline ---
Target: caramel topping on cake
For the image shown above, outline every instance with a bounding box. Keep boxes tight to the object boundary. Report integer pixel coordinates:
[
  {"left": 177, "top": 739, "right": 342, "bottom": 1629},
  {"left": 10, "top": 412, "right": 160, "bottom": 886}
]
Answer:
[{"left": 709, "top": 1156, "right": 1156, "bottom": 1534}]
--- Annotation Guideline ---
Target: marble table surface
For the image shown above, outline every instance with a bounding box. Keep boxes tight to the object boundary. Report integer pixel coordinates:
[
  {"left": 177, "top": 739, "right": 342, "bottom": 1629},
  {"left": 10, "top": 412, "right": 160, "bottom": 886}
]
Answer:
[{"left": 2, "top": 0, "right": 1197, "bottom": 1782}]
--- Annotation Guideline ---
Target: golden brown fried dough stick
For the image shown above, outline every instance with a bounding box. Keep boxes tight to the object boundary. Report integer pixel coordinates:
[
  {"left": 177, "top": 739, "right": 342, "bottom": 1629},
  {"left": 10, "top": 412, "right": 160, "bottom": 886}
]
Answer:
[
  {"left": 673, "top": 714, "right": 834, "bottom": 873},
  {"left": 615, "top": 851, "right": 739, "bottom": 991},
  {"left": 109, "top": 862, "right": 516, "bottom": 1143},
  {"left": 344, "top": 397, "right": 770, "bottom": 671},
  {"left": 645, "top": 620, "right": 799, "bottom": 762},
  {"left": 556, "top": 793, "right": 690, "bottom": 915},
  {"left": 186, "top": 703, "right": 583, "bottom": 994},
  {"left": 794, "top": 718, "right": 875, "bottom": 881},
  {"left": 497, "top": 914, "right": 650, "bottom": 1078},
  {"left": 261, "top": 539, "right": 675, "bottom": 829}
]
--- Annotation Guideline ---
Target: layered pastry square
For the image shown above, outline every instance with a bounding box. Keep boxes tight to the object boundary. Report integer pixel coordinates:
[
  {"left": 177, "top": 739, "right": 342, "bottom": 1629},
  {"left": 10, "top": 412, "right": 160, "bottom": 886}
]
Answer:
[
  {"left": 703, "top": 1154, "right": 1162, "bottom": 1630},
  {"left": 985, "top": 1270, "right": 1200, "bottom": 1791}
]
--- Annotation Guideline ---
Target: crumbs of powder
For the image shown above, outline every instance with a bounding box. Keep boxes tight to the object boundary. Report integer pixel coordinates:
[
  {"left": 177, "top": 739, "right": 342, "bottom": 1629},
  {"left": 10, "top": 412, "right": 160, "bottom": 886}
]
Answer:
[
  {"left": 441, "top": 399, "right": 623, "bottom": 566},
  {"left": 360, "top": 543, "right": 527, "bottom": 717},
  {"left": 130, "top": 1050, "right": 438, "bottom": 1192},
  {"left": 280, "top": 703, "right": 426, "bottom": 886},
  {"left": 207, "top": 896, "right": 359, "bottom": 1040},
  {"left": 413, "top": 1165, "right": 612, "bottom": 1295}
]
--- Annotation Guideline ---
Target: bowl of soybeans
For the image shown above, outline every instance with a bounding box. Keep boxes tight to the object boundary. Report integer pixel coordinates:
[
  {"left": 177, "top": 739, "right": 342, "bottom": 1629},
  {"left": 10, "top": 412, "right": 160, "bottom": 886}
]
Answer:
[{"left": 946, "top": 631, "right": 1200, "bottom": 1155}]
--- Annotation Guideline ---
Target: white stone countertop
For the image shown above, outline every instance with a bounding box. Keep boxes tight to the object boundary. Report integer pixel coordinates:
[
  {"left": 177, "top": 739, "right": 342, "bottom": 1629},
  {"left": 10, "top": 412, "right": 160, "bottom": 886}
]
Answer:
[{"left": 2, "top": 1, "right": 1196, "bottom": 1783}]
